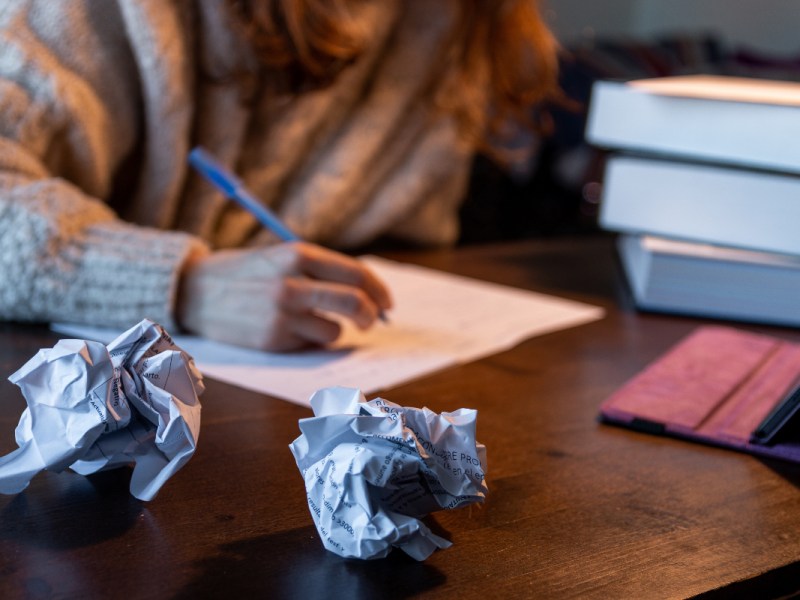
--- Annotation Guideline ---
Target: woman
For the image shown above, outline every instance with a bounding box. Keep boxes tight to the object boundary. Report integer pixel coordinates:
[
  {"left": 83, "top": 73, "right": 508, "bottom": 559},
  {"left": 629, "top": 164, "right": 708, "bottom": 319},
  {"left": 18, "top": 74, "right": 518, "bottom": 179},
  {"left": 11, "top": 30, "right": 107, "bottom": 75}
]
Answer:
[{"left": 0, "top": 0, "right": 559, "bottom": 350}]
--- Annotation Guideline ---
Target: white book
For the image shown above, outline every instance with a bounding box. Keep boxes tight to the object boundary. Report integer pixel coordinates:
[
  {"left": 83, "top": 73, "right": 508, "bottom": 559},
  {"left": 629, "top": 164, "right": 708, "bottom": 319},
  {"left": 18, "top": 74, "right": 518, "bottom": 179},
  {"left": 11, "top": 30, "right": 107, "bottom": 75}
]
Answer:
[
  {"left": 599, "top": 154, "right": 800, "bottom": 256},
  {"left": 618, "top": 233, "right": 800, "bottom": 327},
  {"left": 586, "top": 75, "right": 800, "bottom": 173}
]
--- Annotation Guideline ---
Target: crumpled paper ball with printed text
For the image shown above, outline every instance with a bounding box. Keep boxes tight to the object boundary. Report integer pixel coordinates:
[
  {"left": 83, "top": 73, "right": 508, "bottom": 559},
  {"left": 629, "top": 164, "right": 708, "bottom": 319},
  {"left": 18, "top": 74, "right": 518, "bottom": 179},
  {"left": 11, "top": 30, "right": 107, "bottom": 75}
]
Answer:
[
  {"left": 0, "top": 319, "right": 203, "bottom": 501},
  {"left": 289, "top": 386, "right": 488, "bottom": 560}
]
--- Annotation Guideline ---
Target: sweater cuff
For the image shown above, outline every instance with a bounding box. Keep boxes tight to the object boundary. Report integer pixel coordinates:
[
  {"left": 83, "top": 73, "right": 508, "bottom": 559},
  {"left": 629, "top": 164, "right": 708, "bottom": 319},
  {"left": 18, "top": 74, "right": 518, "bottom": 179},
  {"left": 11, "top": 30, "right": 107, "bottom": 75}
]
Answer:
[{"left": 45, "top": 220, "right": 208, "bottom": 331}]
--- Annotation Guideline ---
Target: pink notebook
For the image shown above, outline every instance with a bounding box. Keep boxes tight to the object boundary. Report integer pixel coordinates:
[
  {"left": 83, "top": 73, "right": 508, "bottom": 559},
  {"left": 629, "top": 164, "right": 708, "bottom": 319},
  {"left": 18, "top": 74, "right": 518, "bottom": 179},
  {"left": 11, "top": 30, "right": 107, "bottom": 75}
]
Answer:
[{"left": 599, "top": 326, "right": 800, "bottom": 463}]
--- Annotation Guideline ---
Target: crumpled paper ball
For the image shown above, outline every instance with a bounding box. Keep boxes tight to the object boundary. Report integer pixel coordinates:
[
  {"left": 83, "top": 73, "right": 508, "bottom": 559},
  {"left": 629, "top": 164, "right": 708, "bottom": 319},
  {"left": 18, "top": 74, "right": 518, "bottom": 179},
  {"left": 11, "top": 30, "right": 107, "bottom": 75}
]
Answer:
[
  {"left": 289, "top": 387, "right": 488, "bottom": 560},
  {"left": 0, "top": 318, "right": 203, "bottom": 501}
]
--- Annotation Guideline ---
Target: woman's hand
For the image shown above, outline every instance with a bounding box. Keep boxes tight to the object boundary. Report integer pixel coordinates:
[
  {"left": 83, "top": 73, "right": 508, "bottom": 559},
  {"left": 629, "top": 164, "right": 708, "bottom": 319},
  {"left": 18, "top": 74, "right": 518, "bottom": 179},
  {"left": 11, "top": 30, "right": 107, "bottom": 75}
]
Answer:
[{"left": 176, "top": 242, "right": 392, "bottom": 351}]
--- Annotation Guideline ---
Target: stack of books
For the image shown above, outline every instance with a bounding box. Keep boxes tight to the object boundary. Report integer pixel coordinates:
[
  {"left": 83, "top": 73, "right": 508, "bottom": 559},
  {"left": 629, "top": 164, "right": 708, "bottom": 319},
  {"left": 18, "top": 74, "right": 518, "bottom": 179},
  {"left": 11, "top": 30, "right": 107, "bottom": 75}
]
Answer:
[{"left": 585, "top": 74, "right": 800, "bottom": 327}]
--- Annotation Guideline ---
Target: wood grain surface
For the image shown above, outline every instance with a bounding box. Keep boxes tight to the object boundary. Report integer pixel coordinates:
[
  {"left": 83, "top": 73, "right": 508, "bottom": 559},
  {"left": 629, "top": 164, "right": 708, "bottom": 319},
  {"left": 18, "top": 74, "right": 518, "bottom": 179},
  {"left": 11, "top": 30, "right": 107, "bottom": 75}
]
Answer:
[{"left": 1, "top": 235, "right": 798, "bottom": 599}]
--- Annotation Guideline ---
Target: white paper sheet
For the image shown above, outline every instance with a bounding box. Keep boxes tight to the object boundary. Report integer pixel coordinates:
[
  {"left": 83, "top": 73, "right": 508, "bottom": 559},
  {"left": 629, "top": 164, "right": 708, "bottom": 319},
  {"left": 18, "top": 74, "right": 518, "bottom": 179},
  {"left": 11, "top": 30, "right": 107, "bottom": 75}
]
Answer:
[
  {"left": 289, "top": 387, "right": 487, "bottom": 560},
  {"left": 1, "top": 319, "right": 203, "bottom": 501},
  {"left": 52, "top": 256, "right": 604, "bottom": 406}
]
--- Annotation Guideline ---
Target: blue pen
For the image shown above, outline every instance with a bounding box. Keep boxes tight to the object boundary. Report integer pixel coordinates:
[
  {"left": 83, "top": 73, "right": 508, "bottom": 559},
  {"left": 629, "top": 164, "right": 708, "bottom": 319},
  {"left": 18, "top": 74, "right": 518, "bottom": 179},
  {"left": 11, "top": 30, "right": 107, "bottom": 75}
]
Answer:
[
  {"left": 188, "top": 146, "right": 300, "bottom": 242},
  {"left": 188, "top": 146, "right": 389, "bottom": 322}
]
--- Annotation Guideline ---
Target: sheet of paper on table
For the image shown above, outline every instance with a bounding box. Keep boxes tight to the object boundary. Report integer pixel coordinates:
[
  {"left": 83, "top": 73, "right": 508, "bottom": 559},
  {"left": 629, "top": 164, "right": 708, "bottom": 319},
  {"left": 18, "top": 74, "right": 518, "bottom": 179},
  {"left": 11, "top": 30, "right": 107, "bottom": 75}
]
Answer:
[{"left": 52, "top": 256, "right": 604, "bottom": 407}]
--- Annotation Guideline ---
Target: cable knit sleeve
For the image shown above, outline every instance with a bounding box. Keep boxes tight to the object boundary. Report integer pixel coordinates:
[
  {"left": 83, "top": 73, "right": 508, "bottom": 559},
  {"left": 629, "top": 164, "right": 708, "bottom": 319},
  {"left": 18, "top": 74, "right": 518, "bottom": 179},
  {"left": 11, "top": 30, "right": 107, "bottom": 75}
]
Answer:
[{"left": 0, "top": 1, "right": 205, "bottom": 330}]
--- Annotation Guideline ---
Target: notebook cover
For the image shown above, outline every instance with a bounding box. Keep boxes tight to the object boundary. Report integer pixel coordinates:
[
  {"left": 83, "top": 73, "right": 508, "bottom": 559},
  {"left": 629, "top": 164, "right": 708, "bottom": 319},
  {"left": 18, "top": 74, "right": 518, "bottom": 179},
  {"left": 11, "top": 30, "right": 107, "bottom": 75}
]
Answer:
[{"left": 599, "top": 325, "right": 800, "bottom": 463}]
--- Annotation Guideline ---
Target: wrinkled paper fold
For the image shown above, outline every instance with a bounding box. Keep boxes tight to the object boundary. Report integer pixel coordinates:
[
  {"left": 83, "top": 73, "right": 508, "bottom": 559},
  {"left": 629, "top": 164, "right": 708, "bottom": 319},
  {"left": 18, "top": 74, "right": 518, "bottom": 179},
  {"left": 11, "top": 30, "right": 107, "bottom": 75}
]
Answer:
[
  {"left": 0, "top": 319, "right": 203, "bottom": 500},
  {"left": 290, "top": 387, "right": 487, "bottom": 560}
]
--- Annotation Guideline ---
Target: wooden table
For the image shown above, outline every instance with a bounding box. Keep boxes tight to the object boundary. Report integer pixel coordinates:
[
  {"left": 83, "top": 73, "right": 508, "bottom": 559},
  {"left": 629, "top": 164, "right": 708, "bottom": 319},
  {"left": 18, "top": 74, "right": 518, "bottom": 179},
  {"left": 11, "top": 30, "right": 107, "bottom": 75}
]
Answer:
[{"left": 1, "top": 235, "right": 799, "bottom": 599}]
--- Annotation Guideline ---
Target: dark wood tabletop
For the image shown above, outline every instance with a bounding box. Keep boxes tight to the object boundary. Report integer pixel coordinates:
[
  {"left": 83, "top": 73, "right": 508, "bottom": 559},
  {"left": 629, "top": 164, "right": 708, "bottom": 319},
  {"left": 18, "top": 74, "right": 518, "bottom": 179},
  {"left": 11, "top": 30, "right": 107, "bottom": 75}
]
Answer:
[{"left": 1, "top": 234, "right": 799, "bottom": 599}]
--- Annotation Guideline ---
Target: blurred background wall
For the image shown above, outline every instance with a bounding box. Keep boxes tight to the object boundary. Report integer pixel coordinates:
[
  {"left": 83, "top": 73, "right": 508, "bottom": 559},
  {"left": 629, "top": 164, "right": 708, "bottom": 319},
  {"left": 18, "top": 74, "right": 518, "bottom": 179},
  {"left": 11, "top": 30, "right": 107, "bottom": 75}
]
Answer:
[{"left": 544, "top": 0, "right": 800, "bottom": 54}]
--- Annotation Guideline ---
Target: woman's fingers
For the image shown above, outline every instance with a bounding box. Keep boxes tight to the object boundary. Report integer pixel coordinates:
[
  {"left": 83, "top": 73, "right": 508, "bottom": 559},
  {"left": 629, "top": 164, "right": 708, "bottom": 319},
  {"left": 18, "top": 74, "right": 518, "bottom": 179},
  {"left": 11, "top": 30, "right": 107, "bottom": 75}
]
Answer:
[
  {"left": 280, "top": 277, "right": 382, "bottom": 329},
  {"left": 279, "top": 242, "right": 393, "bottom": 313},
  {"left": 288, "top": 312, "right": 343, "bottom": 346},
  {"left": 206, "top": 310, "right": 343, "bottom": 351}
]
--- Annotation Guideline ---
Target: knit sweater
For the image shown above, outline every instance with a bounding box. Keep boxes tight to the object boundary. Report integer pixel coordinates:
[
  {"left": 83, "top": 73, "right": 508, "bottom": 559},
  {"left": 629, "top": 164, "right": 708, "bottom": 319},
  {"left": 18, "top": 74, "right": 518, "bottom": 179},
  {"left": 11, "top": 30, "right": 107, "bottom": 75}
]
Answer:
[{"left": 0, "top": 0, "right": 481, "bottom": 330}]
